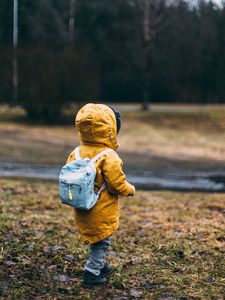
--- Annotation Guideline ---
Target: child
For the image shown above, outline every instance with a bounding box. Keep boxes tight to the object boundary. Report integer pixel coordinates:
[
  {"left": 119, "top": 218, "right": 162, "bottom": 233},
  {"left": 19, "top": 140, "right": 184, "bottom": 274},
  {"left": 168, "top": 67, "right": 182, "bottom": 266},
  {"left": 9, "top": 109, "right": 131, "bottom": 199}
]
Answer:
[{"left": 66, "top": 103, "right": 135, "bottom": 288}]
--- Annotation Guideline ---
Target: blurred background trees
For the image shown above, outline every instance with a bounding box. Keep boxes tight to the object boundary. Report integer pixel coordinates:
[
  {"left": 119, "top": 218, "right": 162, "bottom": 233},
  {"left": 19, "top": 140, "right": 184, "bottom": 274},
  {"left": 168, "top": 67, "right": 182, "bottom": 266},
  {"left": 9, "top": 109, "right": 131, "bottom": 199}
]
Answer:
[{"left": 0, "top": 0, "right": 224, "bottom": 121}]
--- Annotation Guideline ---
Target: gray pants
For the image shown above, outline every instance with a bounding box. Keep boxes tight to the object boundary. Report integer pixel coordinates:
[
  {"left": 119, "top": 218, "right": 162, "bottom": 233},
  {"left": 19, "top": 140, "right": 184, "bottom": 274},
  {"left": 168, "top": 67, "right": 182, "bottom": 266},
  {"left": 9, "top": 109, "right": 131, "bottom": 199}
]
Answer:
[{"left": 84, "top": 237, "right": 111, "bottom": 276}]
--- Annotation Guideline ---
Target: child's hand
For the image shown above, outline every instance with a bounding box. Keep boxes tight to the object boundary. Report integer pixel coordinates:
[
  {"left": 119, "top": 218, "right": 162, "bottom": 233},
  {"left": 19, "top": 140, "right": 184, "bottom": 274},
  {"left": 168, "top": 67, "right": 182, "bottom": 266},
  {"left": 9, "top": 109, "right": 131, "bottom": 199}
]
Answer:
[{"left": 128, "top": 185, "right": 135, "bottom": 196}]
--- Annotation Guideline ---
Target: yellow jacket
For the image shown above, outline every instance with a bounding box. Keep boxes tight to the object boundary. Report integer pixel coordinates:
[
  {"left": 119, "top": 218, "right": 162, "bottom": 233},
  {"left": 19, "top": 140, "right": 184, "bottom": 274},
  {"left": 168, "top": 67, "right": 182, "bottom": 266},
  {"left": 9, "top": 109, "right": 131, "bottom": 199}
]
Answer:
[{"left": 67, "top": 103, "right": 135, "bottom": 244}]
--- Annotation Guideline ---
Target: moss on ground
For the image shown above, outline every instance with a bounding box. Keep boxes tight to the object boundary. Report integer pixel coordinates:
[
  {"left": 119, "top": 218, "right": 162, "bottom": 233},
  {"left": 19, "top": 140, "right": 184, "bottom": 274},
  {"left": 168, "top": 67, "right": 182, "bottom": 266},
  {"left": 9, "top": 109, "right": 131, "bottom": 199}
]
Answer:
[{"left": 0, "top": 178, "right": 224, "bottom": 299}]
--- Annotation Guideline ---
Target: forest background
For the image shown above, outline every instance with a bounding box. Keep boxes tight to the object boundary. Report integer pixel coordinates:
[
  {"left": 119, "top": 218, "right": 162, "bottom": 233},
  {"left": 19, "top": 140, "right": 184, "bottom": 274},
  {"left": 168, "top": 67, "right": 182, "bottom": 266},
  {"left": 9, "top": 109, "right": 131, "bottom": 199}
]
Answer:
[{"left": 1, "top": 0, "right": 225, "bottom": 121}]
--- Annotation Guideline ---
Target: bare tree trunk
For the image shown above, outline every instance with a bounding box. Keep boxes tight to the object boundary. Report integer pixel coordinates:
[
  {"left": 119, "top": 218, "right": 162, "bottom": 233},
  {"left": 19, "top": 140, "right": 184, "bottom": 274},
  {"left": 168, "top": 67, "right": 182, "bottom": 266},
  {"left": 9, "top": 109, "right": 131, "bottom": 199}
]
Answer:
[
  {"left": 142, "top": 0, "right": 151, "bottom": 110},
  {"left": 13, "top": 0, "right": 18, "bottom": 102},
  {"left": 137, "top": 0, "right": 162, "bottom": 111},
  {"left": 142, "top": 0, "right": 151, "bottom": 43},
  {"left": 69, "top": 0, "right": 76, "bottom": 45},
  {"left": 13, "top": 51, "right": 18, "bottom": 102}
]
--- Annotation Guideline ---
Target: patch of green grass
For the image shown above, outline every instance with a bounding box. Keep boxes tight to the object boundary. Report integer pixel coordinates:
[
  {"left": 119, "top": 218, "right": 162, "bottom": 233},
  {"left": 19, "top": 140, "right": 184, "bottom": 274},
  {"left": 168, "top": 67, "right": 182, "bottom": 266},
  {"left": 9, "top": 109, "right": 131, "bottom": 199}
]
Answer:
[
  {"left": 0, "top": 105, "right": 26, "bottom": 123},
  {"left": 0, "top": 178, "right": 224, "bottom": 299}
]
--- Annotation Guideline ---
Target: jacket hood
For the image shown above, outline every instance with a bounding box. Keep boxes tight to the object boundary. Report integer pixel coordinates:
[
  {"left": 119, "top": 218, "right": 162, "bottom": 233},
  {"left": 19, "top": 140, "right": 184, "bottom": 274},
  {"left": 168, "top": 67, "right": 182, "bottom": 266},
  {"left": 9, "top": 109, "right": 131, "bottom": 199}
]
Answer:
[{"left": 75, "top": 103, "right": 119, "bottom": 150}]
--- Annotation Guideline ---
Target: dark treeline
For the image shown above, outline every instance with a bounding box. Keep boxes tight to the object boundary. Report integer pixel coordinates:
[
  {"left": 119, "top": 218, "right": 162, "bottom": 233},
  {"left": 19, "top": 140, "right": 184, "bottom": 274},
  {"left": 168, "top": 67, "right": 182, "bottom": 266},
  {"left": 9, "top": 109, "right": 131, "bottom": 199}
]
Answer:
[{"left": 0, "top": 0, "right": 224, "bottom": 120}]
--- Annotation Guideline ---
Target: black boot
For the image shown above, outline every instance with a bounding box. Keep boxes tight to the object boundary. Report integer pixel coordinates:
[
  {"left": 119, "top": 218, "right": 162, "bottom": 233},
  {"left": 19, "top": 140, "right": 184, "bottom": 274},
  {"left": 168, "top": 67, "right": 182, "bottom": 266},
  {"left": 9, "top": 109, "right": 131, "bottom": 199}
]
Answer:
[
  {"left": 101, "top": 263, "right": 113, "bottom": 276},
  {"left": 82, "top": 270, "right": 107, "bottom": 288}
]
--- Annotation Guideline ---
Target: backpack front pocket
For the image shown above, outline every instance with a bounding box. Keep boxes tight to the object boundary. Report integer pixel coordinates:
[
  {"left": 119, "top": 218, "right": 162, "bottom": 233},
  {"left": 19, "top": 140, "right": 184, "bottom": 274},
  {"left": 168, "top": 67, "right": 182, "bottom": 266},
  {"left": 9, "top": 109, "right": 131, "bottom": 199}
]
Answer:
[{"left": 60, "top": 182, "right": 80, "bottom": 206}]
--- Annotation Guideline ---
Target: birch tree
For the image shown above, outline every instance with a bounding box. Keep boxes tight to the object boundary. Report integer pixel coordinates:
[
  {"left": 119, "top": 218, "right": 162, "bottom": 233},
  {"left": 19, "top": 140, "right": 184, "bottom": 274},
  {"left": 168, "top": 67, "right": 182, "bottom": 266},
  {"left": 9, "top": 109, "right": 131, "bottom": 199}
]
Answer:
[
  {"left": 69, "top": 0, "right": 76, "bottom": 45},
  {"left": 136, "top": 0, "right": 163, "bottom": 110}
]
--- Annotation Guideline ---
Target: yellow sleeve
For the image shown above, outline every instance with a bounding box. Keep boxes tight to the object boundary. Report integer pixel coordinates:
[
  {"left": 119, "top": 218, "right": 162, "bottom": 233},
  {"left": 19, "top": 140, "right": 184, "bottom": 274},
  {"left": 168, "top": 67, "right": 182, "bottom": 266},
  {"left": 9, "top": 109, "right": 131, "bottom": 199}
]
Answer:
[
  {"left": 66, "top": 151, "right": 75, "bottom": 164},
  {"left": 103, "top": 152, "right": 135, "bottom": 197}
]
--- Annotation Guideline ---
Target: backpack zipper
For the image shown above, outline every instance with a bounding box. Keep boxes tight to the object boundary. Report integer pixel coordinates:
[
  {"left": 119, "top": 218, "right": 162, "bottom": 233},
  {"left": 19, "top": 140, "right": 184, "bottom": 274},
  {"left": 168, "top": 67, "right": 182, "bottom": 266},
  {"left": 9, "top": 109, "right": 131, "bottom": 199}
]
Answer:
[{"left": 68, "top": 185, "right": 73, "bottom": 201}]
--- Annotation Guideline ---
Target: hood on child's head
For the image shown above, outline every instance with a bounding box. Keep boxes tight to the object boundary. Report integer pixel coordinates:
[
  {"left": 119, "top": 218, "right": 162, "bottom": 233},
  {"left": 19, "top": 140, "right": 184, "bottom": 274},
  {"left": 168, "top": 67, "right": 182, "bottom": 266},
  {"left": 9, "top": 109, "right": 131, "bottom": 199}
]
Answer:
[{"left": 75, "top": 103, "right": 119, "bottom": 150}]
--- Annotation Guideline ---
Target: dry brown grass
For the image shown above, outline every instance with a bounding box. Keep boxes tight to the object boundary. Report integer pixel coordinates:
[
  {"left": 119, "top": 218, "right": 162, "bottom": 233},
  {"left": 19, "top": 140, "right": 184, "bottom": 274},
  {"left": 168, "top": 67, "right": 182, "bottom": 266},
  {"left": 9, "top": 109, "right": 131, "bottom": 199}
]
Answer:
[
  {"left": 1, "top": 105, "right": 225, "bottom": 299},
  {"left": 0, "top": 178, "right": 225, "bottom": 299},
  {"left": 0, "top": 122, "right": 78, "bottom": 165},
  {"left": 120, "top": 110, "right": 225, "bottom": 163},
  {"left": 0, "top": 105, "right": 225, "bottom": 168}
]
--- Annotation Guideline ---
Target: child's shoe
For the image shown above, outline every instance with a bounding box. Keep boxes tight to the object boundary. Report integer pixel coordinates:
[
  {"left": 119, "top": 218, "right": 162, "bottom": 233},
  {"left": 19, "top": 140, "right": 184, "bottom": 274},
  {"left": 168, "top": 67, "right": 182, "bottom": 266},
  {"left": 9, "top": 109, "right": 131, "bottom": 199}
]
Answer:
[
  {"left": 82, "top": 270, "right": 107, "bottom": 288},
  {"left": 101, "top": 263, "right": 113, "bottom": 276}
]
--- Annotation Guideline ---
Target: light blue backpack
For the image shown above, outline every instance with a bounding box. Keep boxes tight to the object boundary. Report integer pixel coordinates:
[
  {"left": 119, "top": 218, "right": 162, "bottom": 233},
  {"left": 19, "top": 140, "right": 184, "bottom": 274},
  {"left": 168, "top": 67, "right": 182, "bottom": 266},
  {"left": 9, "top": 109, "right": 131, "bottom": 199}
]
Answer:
[{"left": 59, "top": 147, "right": 114, "bottom": 210}]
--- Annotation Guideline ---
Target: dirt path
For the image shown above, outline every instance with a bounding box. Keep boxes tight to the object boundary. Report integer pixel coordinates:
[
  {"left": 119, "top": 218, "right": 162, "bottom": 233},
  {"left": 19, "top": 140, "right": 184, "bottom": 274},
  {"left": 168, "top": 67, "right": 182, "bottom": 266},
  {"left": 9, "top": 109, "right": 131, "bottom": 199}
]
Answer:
[
  {"left": 1, "top": 105, "right": 225, "bottom": 191},
  {"left": 1, "top": 160, "right": 225, "bottom": 191}
]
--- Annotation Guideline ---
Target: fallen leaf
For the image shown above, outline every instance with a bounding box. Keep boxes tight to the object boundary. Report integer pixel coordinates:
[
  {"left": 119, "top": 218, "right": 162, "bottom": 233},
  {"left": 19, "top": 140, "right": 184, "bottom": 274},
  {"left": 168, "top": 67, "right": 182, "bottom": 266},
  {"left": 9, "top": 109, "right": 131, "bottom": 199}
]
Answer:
[
  {"left": 205, "top": 277, "right": 216, "bottom": 285},
  {"left": 48, "top": 265, "right": 57, "bottom": 271},
  {"left": 130, "top": 288, "right": 143, "bottom": 298},
  {"left": 26, "top": 245, "right": 34, "bottom": 252},
  {"left": 7, "top": 232, "right": 14, "bottom": 241},
  {"left": 5, "top": 261, "right": 16, "bottom": 266},
  {"left": 65, "top": 254, "right": 75, "bottom": 262},
  {"left": 145, "top": 281, "right": 165, "bottom": 290},
  {"left": 43, "top": 246, "right": 51, "bottom": 253},
  {"left": 54, "top": 274, "right": 70, "bottom": 283},
  {"left": 52, "top": 245, "right": 63, "bottom": 252},
  {"left": 34, "top": 230, "right": 43, "bottom": 237}
]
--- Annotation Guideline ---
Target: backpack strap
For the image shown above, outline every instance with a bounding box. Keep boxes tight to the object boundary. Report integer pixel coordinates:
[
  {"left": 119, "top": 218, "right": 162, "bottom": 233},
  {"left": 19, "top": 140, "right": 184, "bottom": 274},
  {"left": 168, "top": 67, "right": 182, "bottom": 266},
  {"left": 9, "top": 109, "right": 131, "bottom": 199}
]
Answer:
[
  {"left": 91, "top": 149, "right": 114, "bottom": 163},
  {"left": 74, "top": 146, "right": 81, "bottom": 160},
  {"left": 74, "top": 147, "right": 113, "bottom": 162},
  {"left": 92, "top": 149, "right": 114, "bottom": 195},
  {"left": 73, "top": 147, "right": 114, "bottom": 195},
  {"left": 97, "top": 182, "right": 107, "bottom": 196}
]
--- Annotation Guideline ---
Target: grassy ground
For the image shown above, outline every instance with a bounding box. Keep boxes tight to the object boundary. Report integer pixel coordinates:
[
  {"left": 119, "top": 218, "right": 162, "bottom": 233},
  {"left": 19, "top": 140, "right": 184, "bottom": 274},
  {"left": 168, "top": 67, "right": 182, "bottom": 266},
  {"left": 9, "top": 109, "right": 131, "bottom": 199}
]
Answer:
[
  {"left": 0, "top": 178, "right": 225, "bottom": 299},
  {"left": 0, "top": 105, "right": 225, "bottom": 299},
  {"left": 0, "top": 104, "right": 225, "bottom": 170}
]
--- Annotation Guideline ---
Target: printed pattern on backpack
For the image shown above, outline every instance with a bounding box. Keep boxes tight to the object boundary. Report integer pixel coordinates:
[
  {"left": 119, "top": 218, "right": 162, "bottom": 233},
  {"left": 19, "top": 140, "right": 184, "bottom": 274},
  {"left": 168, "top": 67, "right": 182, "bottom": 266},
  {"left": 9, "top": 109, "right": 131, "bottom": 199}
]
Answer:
[{"left": 59, "top": 147, "right": 114, "bottom": 210}]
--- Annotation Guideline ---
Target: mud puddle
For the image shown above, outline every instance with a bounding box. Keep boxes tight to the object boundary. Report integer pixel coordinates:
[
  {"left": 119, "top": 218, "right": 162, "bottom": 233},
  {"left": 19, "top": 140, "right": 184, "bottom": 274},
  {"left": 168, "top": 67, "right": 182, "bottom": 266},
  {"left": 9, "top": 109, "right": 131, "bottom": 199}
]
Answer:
[{"left": 1, "top": 161, "right": 225, "bottom": 192}]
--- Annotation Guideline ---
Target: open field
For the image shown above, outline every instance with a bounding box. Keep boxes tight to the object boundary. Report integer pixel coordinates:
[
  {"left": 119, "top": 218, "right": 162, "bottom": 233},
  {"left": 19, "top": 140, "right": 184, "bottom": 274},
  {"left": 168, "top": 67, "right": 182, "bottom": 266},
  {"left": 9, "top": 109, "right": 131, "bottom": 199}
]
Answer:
[
  {"left": 0, "top": 178, "right": 225, "bottom": 299},
  {"left": 0, "top": 104, "right": 225, "bottom": 172},
  {"left": 0, "top": 106, "right": 225, "bottom": 298}
]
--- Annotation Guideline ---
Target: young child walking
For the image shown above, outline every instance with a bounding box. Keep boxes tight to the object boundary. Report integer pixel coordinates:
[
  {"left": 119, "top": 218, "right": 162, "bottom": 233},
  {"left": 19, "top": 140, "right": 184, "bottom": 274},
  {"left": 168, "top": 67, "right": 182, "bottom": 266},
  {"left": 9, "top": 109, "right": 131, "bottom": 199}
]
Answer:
[{"left": 66, "top": 103, "right": 135, "bottom": 288}]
